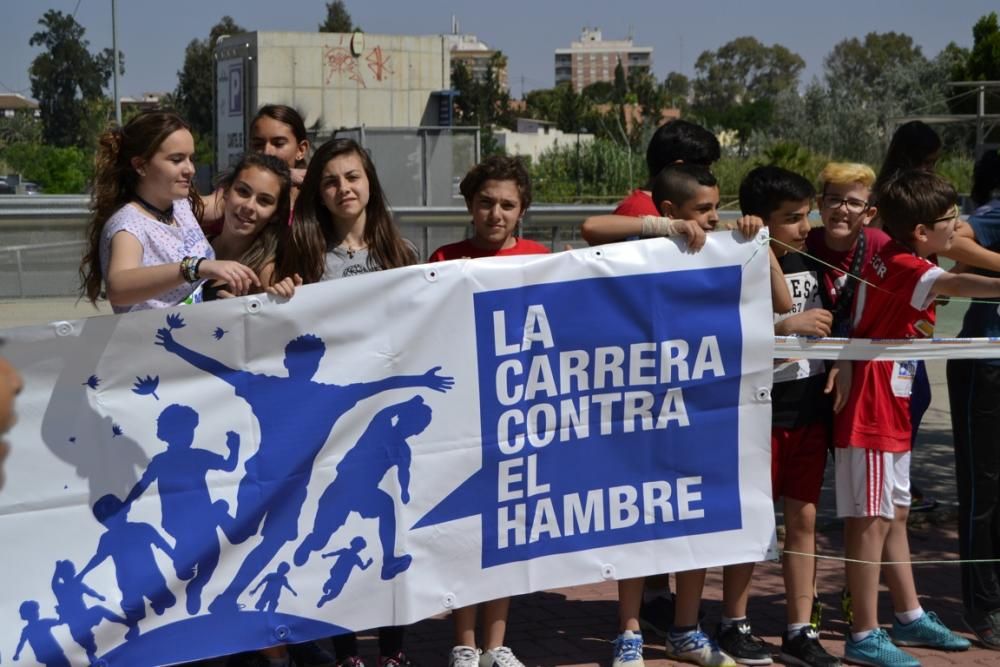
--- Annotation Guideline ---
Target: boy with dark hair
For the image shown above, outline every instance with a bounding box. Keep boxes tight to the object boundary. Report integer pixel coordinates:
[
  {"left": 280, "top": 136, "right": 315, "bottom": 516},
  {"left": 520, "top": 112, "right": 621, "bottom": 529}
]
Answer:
[
  {"left": 582, "top": 163, "right": 755, "bottom": 667},
  {"left": 613, "top": 120, "right": 722, "bottom": 217},
  {"left": 718, "top": 166, "right": 842, "bottom": 667},
  {"left": 834, "top": 169, "right": 987, "bottom": 667},
  {"left": 581, "top": 164, "right": 718, "bottom": 247}
]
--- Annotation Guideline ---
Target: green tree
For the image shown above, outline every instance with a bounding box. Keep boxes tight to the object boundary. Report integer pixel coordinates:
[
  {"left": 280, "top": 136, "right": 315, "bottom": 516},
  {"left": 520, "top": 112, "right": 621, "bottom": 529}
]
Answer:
[
  {"left": 692, "top": 36, "right": 803, "bottom": 150},
  {"left": 524, "top": 87, "right": 561, "bottom": 122},
  {"left": 693, "top": 37, "right": 804, "bottom": 111},
  {"left": 613, "top": 59, "right": 628, "bottom": 103},
  {"left": 824, "top": 32, "right": 923, "bottom": 90},
  {"left": 175, "top": 16, "right": 246, "bottom": 142},
  {"left": 451, "top": 53, "right": 513, "bottom": 154},
  {"left": 662, "top": 72, "right": 690, "bottom": 111},
  {"left": 28, "top": 9, "right": 120, "bottom": 148},
  {"left": 947, "top": 13, "right": 1000, "bottom": 129},
  {"left": 1, "top": 142, "right": 90, "bottom": 193},
  {"left": 318, "top": 1, "right": 356, "bottom": 32},
  {"left": 0, "top": 112, "right": 42, "bottom": 150},
  {"left": 581, "top": 81, "right": 615, "bottom": 104}
]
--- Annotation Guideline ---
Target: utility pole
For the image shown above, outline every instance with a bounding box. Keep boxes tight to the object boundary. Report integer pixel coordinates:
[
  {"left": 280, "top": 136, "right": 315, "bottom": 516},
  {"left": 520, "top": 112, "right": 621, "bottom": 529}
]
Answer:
[{"left": 111, "top": 0, "right": 121, "bottom": 125}]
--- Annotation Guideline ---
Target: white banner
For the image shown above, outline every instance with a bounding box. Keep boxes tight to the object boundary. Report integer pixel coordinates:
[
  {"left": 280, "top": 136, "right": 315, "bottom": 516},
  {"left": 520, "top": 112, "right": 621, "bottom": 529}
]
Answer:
[{"left": 1, "top": 235, "right": 775, "bottom": 666}]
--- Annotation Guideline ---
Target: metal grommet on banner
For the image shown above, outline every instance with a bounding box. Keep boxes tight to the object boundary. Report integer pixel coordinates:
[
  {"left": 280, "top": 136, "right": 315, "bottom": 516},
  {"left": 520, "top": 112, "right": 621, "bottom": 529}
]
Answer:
[
  {"left": 755, "top": 387, "right": 771, "bottom": 402},
  {"left": 245, "top": 296, "right": 263, "bottom": 314},
  {"left": 590, "top": 248, "right": 605, "bottom": 260},
  {"left": 424, "top": 268, "right": 439, "bottom": 282},
  {"left": 601, "top": 563, "right": 616, "bottom": 580},
  {"left": 274, "top": 624, "right": 290, "bottom": 640},
  {"left": 442, "top": 592, "right": 456, "bottom": 608},
  {"left": 755, "top": 229, "right": 770, "bottom": 245},
  {"left": 54, "top": 321, "right": 74, "bottom": 337}
]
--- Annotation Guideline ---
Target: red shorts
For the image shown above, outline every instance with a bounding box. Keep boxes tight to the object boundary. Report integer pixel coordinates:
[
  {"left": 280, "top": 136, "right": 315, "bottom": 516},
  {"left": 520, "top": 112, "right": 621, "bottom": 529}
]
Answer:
[{"left": 771, "top": 421, "right": 829, "bottom": 504}]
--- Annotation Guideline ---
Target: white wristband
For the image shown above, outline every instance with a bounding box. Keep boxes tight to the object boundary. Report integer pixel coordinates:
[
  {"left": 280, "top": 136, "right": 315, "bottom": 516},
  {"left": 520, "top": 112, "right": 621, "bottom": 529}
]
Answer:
[{"left": 641, "top": 215, "right": 681, "bottom": 237}]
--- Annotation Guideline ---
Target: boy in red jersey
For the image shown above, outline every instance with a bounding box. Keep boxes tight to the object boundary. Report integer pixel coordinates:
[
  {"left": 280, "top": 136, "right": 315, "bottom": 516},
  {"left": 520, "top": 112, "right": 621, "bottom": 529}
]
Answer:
[
  {"left": 430, "top": 155, "right": 546, "bottom": 667},
  {"left": 836, "top": 170, "right": 986, "bottom": 667},
  {"left": 429, "top": 156, "right": 548, "bottom": 262}
]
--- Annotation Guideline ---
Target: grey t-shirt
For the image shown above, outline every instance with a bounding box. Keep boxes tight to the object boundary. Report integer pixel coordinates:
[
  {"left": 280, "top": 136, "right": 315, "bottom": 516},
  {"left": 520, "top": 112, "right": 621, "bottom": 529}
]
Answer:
[{"left": 321, "top": 240, "right": 418, "bottom": 281}]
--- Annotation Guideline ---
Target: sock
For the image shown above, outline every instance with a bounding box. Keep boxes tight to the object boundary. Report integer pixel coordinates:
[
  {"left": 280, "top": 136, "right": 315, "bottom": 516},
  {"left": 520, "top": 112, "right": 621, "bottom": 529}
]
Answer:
[
  {"left": 895, "top": 607, "right": 924, "bottom": 625},
  {"left": 851, "top": 629, "right": 874, "bottom": 643},
  {"left": 720, "top": 615, "right": 746, "bottom": 631},
  {"left": 786, "top": 623, "right": 810, "bottom": 638}
]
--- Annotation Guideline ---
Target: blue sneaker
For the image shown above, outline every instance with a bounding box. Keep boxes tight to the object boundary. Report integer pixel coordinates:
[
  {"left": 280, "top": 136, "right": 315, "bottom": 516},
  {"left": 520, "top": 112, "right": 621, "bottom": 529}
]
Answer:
[
  {"left": 844, "top": 629, "right": 918, "bottom": 667},
  {"left": 612, "top": 630, "right": 645, "bottom": 667},
  {"left": 890, "top": 611, "right": 971, "bottom": 651}
]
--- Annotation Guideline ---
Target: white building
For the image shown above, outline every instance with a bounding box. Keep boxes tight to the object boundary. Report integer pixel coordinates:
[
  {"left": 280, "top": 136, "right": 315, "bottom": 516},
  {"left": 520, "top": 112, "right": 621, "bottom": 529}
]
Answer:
[{"left": 494, "top": 119, "right": 594, "bottom": 162}]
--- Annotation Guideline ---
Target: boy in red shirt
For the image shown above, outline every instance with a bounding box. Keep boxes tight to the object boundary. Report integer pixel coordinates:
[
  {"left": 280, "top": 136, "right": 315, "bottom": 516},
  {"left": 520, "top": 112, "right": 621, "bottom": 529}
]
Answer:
[
  {"left": 836, "top": 170, "right": 986, "bottom": 666},
  {"left": 430, "top": 155, "right": 546, "bottom": 667}
]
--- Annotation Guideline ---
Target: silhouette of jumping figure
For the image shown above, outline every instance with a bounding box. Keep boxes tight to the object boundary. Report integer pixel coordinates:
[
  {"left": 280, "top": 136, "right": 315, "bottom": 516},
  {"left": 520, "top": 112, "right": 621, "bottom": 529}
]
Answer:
[
  {"left": 77, "top": 493, "right": 178, "bottom": 639},
  {"left": 154, "top": 326, "right": 453, "bottom": 612},
  {"left": 294, "top": 395, "right": 433, "bottom": 579},
  {"left": 250, "top": 562, "right": 297, "bottom": 613},
  {"left": 123, "top": 404, "right": 240, "bottom": 614},
  {"left": 13, "top": 601, "right": 70, "bottom": 667},
  {"left": 50, "top": 559, "right": 128, "bottom": 661},
  {"left": 317, "top": 536, "right": 373, "bottom": 607}
]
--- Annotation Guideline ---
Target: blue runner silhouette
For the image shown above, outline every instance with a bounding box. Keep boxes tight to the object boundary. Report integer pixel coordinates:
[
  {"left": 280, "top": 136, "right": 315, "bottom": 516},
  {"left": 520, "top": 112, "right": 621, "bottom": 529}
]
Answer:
[
  {"left": 294, "top": 396, "right": 432, "bottom": 580},
  {"left": 154, "top": 320, "right": 453, "bottom": 613},
  {"left": 122, "top": 404, "right": 241, "bottom": 614},
  {"left": 317, "top": 537, "right": 373, "bottom": 607}
]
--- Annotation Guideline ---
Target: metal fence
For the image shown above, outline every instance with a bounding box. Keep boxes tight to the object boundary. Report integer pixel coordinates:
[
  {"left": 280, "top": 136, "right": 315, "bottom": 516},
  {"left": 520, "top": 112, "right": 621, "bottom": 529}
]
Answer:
[{"left": 0, "top": 196, "right": 744, "bottom": 299}]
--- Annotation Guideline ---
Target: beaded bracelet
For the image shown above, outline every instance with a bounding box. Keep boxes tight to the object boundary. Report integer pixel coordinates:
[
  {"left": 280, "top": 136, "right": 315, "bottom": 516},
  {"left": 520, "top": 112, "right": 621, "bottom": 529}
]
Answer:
[{"left": 179, "top": 256, "right": 203, "bottom": 283}]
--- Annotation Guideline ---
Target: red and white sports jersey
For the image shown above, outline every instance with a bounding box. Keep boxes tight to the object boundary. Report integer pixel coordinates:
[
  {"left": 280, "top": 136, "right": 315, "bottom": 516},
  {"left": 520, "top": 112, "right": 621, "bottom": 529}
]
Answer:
[{"left": 834, "top": 240, "right": 944, "bottom": 453}]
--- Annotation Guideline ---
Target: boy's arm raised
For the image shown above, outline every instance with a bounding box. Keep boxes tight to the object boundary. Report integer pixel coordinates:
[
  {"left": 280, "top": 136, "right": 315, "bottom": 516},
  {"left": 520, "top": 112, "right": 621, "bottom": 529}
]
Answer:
[
  {"left": 931, "top": 271, "right": 1000, "bottom": 298},
  {"left": 581, "top": 214, "right": 705, "bottom": 249}
]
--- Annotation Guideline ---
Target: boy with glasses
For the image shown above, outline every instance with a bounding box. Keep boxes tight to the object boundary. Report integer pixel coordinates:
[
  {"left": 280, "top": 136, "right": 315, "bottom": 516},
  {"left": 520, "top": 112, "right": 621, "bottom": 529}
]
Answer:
[{"left": 829, "top": 169, "right": 988, "bottom": 666}]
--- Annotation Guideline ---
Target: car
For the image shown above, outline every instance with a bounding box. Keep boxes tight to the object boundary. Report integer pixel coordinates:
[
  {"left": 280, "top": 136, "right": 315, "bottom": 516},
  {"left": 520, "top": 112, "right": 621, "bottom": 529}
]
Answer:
[
  {"left": 0, "top": 180, "right": 14, "bottom": 195},
  {"left": 21, "top": 182, "right": 41, "bottom": 195}
]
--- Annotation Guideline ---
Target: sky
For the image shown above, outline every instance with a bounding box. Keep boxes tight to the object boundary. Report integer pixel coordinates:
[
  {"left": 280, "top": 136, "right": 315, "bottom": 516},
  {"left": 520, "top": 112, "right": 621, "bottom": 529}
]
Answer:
[{"left": 1, "top": 0, "right": 996, "bottom": 101}]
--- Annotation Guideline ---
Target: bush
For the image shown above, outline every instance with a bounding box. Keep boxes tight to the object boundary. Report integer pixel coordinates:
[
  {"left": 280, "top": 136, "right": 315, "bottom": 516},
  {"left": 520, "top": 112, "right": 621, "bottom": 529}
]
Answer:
[{"left": 1, "top": 142, "right": 91, "bottom": 193}]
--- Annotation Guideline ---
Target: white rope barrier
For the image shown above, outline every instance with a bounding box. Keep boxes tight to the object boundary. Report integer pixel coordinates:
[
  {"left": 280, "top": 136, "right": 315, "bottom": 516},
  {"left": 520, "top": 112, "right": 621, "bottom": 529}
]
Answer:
[{"left": 774, "top": 335, "right": 1000, "bottom": 361}]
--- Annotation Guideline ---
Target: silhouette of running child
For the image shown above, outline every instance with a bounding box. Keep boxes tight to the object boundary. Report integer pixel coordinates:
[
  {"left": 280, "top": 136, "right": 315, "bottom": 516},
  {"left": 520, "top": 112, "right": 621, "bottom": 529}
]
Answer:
[
  {"left": 250, "top": 562, "right": 296, "bottom": 613},
  {"left": 317, "top": 536, "right": 373, "bottom": 607},
  {"left": 155, "top": 326, "right": 453, "bottom": 612},
  {"left": 77, "top": 493, "right": 178, "bottom": 639},
  {"left": 51, "top": 559, "right": 128, "bottom": 661},
  {"left": 122, "top": 404, "right": 240, "bottom": 614},
  {"left": 294, "top": 395, "right": 432, "bottom": 580},
  {"left": 13, "top": 601, "right": 69, "bottom": 667}
]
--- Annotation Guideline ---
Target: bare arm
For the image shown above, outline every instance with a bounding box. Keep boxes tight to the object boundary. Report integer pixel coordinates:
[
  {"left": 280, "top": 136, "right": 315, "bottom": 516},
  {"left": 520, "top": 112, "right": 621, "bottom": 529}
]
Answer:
[
  {"left": 941, "top": 224, "right": 1000, "bottom": 273},
  {"left": 769, "top": 247, "right": 794, "bottom": 314},
  {"left": 580, "top": 215, "right": 645, "bottom": 244},
  {"left": 106, "top": 232, "right": 260, "bottom": 306},
  {"left": 774, "top": 308, "right": 833, "bottom": 338},
  {"left": 931, "top": 271, "right": 1000, "bottom": 298}
]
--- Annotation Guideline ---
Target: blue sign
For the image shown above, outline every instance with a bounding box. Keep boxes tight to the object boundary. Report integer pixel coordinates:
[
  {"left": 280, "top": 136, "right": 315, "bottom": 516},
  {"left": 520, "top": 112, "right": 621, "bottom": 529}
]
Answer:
[{"left": 417, "top": 268, "right": 745, "bottom": 567}]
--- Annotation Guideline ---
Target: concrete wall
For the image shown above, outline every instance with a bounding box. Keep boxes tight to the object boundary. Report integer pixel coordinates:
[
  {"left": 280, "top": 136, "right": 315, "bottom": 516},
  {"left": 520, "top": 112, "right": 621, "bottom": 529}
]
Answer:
[{"left": 221, "top": 31, "right": 450, "bottom": 134}]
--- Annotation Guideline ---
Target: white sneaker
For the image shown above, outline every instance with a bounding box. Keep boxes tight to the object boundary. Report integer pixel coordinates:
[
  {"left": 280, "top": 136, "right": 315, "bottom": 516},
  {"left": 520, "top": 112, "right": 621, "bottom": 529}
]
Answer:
[
  {"left": 479, "top": 646, "right": 525, "bottom": 667},
  {"left": 449, "top": 645, "right": 481, "bottom": 667},
  {"left": 612, "top": 630, "right": 645, "bottom": 667}
]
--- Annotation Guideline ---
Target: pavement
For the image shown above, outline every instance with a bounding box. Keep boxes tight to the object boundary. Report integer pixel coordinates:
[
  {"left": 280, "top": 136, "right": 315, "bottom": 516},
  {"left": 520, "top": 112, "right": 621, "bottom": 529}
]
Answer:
[{"left": 1, "top": 299, "right": 994, "bottom": 666}]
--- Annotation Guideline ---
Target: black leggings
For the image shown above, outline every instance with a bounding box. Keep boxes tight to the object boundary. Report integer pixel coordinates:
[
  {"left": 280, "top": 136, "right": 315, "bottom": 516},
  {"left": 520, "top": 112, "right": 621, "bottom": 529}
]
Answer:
[{"left": 948, "top": 359, "right": 1000, "bottom": 615}]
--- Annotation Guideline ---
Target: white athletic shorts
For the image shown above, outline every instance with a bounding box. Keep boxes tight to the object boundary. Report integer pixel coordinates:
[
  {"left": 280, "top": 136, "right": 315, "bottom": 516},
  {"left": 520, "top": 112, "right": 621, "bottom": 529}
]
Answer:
[{"left": 834, "top": 448, "right": 911, "bottom": 519}]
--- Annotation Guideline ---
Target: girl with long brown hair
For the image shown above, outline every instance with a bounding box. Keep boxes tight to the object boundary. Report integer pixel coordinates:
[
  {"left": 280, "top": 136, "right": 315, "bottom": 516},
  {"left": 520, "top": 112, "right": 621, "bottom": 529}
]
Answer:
[
  {"left": 278, "top": 137, "right": 416, "bottom": 283},
  {"left": 278, "top": 137, "right": 417, "bottom": 667},
  {"left": 80, "top": 111, "right": 258, "bottom": 312}
]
